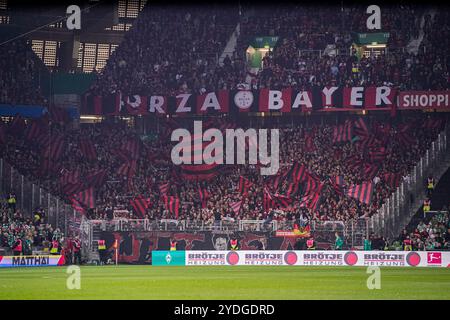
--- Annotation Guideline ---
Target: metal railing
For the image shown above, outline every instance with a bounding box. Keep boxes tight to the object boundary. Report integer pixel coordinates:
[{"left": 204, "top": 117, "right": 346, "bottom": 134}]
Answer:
[
  {"left": 370, "top": 125, "right": 450, "bottom": 240},
  {"left": 0, "top": 158, "right": 75, "bottom": 235}
]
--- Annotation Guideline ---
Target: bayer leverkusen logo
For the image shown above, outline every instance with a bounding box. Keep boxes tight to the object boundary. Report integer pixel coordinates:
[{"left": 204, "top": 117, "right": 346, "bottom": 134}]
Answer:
[
  {"left": 344, "top": 251, "right": 358, "bottom": 266},
  {"left": 226, "top": 251, "right": 240, "bottom": 265},
  {"left": 406, "top": 252, "right": 421, "bottom": 266},
  {"left": 283, "top": 251, "right": 298, "bottom": 265}
]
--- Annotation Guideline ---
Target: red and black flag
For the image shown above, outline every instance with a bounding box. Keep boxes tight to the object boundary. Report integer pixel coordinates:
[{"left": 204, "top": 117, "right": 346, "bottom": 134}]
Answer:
[
  {"left": 362, "top": 163, "right": 379, "bottom": 180},
  {"left": 24, "top": 119, "right": 44, "bottom": 141},
  {"left": 43, "top": 134, "right": 66, "bottom": 160},
  {"left": 303, "top": 174, "right": 323, "bottom": 196},
  {"left": 163, "top": 195, "right": 180, "bottom": 218},
  {"left": 329, "top": 175, "right": 345, "bottom": 195},
  {"left": 396, "top": 130, "right": 416, "bottom": 146},
  {"left": 332, "top": 120, "right": 352, "bottom": 144},
  {"left": 122, "top": 138, "right": 141, "bottom": 160},
  {"left": 287, "top": 162, "right": 308, "bottom": 183},
  {"left": 286, "top": 181, "right": 300, "bottom": 198},
  {"left": 82, "top": 92, "right": 121, "bottom": 115},
  {"left": 72, "top": 187, "right": 96, "bottom": 210},
  {"left": 353, "top": 117, "right": 369, "bottom": 137},
  {"left": 180, "top": 163, "right": 221, "bottom": 181},
  {"left": 368, "top": 146, "right": 388, "bottom": 163},
  {"left": 159, "top": 182, "right": 170, "bottom": 196},
  {"left": 198, "top": 186, "right": 209, "bottom": 208},
  {"left": 272, "top": 193, "right": 293, "bottom": 209},
  {"left": 299, "top": 189, "right": 322, "bottom": 211},
  {"left": 60, "top": 169, "right": 80, "bottom": 186},
  {"left": 79, "top": 139, "right": 97, "bottom": 161},
  {"left": 263, "top": 187, "right": 275, "bottom": 212},
  {"left": 230, "top": 200, "right": 242, "bottom": 215},
  {"left": 49, "top": 106, "right": 69, "bottom": 123},
  {"left": 130, "top": 196, "right": 151, "bottom": 218},
  {"left": 383, "top": 172, "right": 402, "bottom": 189},
  {"left": 84, "top": 169, "right": 107, "bottom": 189},
  {"left": 346, "top": 182, "right": 374, "bottom": 205},
  {"left": 238, "top": 176, "right": 253, "bottom": 196},
  {"left": 117, "top": 160, "right": 137, "bottom": 177}
]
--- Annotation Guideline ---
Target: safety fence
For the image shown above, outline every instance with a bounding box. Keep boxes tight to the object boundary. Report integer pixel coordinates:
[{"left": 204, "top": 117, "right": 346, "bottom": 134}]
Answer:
[{"left": 370, "top": 124, "right": 450, "bottom": 239}]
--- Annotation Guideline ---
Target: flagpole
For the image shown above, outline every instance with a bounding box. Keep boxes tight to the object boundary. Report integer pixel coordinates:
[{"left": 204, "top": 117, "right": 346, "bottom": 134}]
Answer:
[{"left": 115, "top": 239, "right": 118, "bottom": 266}]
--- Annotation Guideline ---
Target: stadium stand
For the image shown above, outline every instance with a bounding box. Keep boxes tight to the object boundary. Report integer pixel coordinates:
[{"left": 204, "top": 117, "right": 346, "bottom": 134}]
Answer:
[{"left": 0, "top": 3, "right": 449, "bottom": 255}]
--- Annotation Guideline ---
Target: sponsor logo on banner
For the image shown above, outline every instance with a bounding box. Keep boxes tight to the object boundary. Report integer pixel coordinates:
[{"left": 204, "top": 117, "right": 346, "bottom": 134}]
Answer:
[
  {"left": 226, "top": 251, "right": 240, "bottom": 265},
  {"left": 301, "top": 252, "right": 344, "bottom": 266},
  {"left": 363, "top": 253, "right": 407, "bottom": 266},
  {"left": 186, "top": 252, "right": 228, "bottom": 265},
  {"left": 406, "top": 252, "right": 421, "bottom": 267},
  {"left": 243, "top": 252, "right": 284, "bottom": 265},
  {"left": 427, "top": 252, "right": 442, "bottom": 266},
  {"left": 284, "top": 251, "right": 298, "bottom": 265},
  {"left": 152, "top": 251, "right": 185, "bottom": 266},
  {"left": 398, "top": 91, "right": 449, "bottom": 109},
  {"left": 234, "top": 91, "right": 254, "bottom": 110},
  {"left": 344, "top": 251, "right": 358, "bottom": 266},
  {"left": 0, "top": 255, "right": 64, "bottom": 268}
]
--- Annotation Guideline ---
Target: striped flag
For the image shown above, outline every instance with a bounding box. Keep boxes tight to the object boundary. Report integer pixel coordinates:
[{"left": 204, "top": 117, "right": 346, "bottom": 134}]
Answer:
[
  {"left": 287, "top": 162, "right": 309, "bottom": 183},
  {"left": 286, "top": 181, "right": 300, "bottom": 198},
  {"left": 368, "top": 146, "right": 388, "bottom": 163},
  {"left": 383, "top": 172, "right": 401, "bottom": 188},
  {"left": 163, "top": 195, "right": 180, "bottom": 218},
  {"left": 303, "top": 174, "right": 323, "bottom": 196},
  {"left": 263, "top": 187, "right": 275, "bottom": 212},
  {"left": 60, "top": 169, "right": 80, "bottom": 186},
  {"left": 159, "top": 182, "right": 170, "bottom": 196},
  {"left": 24, "top": 119, "right": 43, "bottom": 141},
  {"left": 238, "top": 176, "right": 253, "bottom": 196},
  {"left": 346, "top": 182, "right": 374, "bottom": 205},
  {"left": 72, "top": 188, "right": 95, "bottom": 210},
  {"left": 299, "top": 191, "right": 321, "bottom": 211},
  {"left": 79, "top": 139, "right": 97, "bottom": 161},
  {"left": 43, "top": 134, "right": 66, "bottom": 160},
  {"left": 179, "top": 130, "right": 222, "bottom": 181},
  {"left": 117, "top": 160, "right": 137, "bottom": 177},
  {"left": 332, "top": 120, "right": 352, "bottom": 144},
  {"left": 363, "top": 163, "right": 379, "bottom": 180},
  {"left": 230, "top": 200, "right": 242, "bottom": 215},
  {"left": 329, "top": 175, "right": 345, "bottom": 195},
  {"left": 84, "top": 169, "right": 107, "bottom": 188},
  {"left": 130, "top": 196, "right": 151, "bottom": 218},
  {"left": 122, "top": 138, "right": 140, "bottom": 160},
  {"left": 198, "top": 186, "right": 209, "bottom": 208},
  {"left": 353, "top": 117, "right": 369, "bottom": 137}
]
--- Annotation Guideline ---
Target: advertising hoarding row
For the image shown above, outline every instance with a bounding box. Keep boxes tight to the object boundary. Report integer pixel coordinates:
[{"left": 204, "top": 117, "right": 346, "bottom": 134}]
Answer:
[{"left": 152, "top": 251, "right": 450, "bottom": 268}]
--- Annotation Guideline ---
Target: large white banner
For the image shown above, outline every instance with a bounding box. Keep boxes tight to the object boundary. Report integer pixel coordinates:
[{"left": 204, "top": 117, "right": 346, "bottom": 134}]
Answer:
[{"left": 184, "top": 251, "right": 450, "bottom": 267}]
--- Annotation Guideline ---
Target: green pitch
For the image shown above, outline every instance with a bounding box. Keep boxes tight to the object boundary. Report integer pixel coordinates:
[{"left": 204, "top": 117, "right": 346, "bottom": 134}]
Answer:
[{"left": 1, "top": 265, "right": 449, "bottom": 300}]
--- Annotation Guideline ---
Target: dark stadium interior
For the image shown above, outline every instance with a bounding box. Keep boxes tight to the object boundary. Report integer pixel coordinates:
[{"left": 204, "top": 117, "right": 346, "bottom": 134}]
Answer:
[{"left": 0, "top": 0, "right": 449, "bottom": 265}]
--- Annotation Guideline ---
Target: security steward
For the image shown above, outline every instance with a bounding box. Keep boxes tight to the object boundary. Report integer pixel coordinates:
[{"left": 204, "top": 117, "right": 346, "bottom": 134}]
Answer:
[
  {"left": 426, "top": 176, "right": 435, "bottom": 197},
  {"left": 306, "top": 237, "right": 315, "bottom": 250},
  {"left": 230, "top": 238, "right": 239, "bottom": 251},
  {"left": 7, "top": 193, "right": 16, "bottom": 214},
  {"left": 98, "top": 239, "right": 107, "bottom": 265},
  {"left": 423, "top": 198, "right": 431, "bottom": 217},
  {"left": 50, "top": 239, "right": 60, "bottom": 255},
  {"left": 170, "top": 239, "right": 177, "bottom": 251}
]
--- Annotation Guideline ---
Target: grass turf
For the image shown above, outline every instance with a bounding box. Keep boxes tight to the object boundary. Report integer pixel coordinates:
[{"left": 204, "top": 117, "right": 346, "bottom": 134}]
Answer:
[{"left": 0, "top": 265, "right": 449, "bottom": 300}]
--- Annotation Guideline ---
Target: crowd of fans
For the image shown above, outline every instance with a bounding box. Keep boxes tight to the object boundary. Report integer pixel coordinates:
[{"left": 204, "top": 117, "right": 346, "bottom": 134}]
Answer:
[
  {"left": 0, "top": 40, "right": 47, "bottom": 106},
  {"left": 0, "top": 112, "right": 446, "bottom": 228}
]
